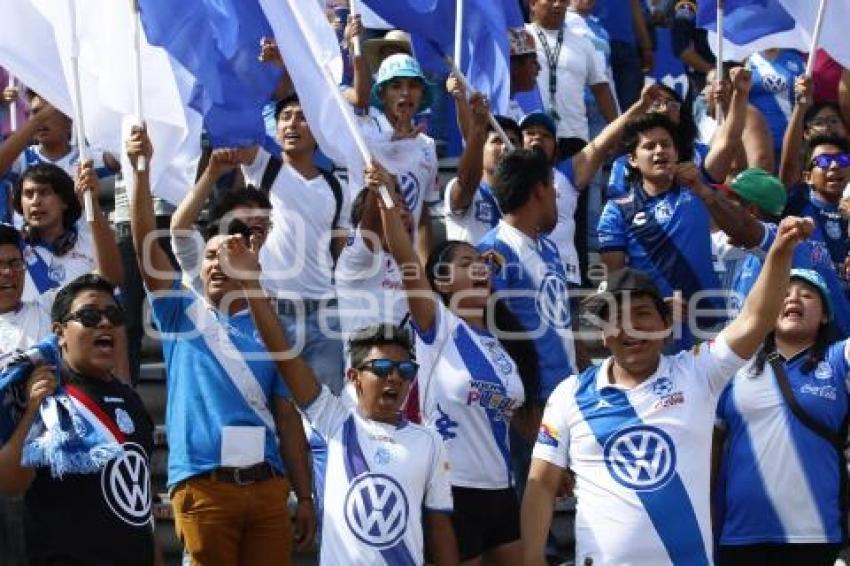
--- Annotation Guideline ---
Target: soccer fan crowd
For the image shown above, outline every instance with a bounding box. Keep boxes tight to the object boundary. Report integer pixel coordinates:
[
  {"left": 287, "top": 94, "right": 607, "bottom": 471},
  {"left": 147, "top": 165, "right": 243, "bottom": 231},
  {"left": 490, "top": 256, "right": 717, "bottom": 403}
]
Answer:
[{"left": 1, "top": 0, "right": 850, "bottom": 565}]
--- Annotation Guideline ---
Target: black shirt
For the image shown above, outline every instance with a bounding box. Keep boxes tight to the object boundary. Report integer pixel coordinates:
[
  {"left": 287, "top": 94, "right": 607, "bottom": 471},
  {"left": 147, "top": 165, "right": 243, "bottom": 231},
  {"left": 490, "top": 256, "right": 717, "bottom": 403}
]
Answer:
[{"left": 24, "top": 369, "right": 155, "bottom": 566}]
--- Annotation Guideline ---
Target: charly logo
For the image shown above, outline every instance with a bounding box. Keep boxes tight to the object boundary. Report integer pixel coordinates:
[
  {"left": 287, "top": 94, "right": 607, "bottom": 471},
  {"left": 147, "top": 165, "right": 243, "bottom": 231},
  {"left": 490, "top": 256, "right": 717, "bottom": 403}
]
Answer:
[
  {"left": 344, "top": 473, "right": 409, "bottom": 549},
  {"left": 603, "top": 425, "right": 676, "bottom": 491},
  {"left": 101, "top": 442, "right": 151, "bottom": 526},
  {"left": 399, "top": 172, "right": 420, "bottom": 213},
  {"left": 632, "top": 212, "right": 647, "bottom": 226},
  {"left": 536, "top": 272, "right": 571, "bottom": 329}
]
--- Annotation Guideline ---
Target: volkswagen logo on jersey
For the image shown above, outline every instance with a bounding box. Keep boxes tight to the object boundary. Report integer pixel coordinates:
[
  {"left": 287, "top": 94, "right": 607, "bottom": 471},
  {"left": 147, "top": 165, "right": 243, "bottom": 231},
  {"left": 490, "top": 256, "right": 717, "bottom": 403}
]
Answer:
[
  {"left": 101, "top": 442, "right": 151, "bottom": 527},
  {"left": 344, "top": 473, "right": 409, "bottom": 549},
  {"left": 603, "top": 425, "right": 677, "bottom": 491},
  {"left": 399, "top": 172, "right": 420, "bottom": 213},
  {"left": 536, "top": 272, "right": 571, "bottom": 329}
]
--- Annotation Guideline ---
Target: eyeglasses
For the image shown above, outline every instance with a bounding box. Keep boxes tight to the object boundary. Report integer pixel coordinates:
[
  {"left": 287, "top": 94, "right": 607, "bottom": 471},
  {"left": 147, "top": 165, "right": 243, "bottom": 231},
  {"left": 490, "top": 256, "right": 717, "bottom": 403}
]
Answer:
[
  {"left": 809, "top": 153, "right": 850, "bottom": 170},
  {"left": 0, "top": 258, "right": 24, "bottom": 274},
  {"left": 62, "top": 305, "right": 126, "bottom": 328},
  {"left": 649, "top": 98, "right": 681, "bottom": 113},
  {"left": 808, "top": 116, "right": 844, "bottom": 129},
  {"left": 357, "top": 358, "right": 419, "bottom": 381}
]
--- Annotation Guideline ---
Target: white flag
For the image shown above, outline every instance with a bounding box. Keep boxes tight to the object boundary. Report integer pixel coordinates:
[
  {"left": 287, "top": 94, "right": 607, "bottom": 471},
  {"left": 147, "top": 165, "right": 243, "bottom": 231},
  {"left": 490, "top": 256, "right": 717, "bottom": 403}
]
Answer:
[
  {"left": 776, "top": 0, "right": 850, "bottom": 68},
  {"left": 0, "top": 0, "right": 202, "bottom": 205}
]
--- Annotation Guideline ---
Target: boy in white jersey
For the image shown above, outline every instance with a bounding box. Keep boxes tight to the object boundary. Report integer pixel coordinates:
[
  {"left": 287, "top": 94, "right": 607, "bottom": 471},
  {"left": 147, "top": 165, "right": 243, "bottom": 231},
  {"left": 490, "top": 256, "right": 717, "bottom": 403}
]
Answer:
[
  {"left": 521, "top": 215, "right": 815, "bottom": 565},
  {"left": 218, "top": 235, "right": 459, "bottom": 565}
]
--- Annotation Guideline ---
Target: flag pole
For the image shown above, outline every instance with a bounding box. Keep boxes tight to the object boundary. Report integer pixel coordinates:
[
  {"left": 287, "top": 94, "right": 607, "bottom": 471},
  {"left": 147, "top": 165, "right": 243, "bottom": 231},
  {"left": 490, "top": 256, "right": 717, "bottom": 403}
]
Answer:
[
  {"left": 447, "top": 58, "right": 515, "bottom": 151},
  {"left": 287, "top": 0, "right": 394, "bottom": 208},
  {"left": 805, "top": 0, "right": 828, "bottom": 76},
  {"left": 349, "top": 0, "right": 362, "bottom": 58},
  {"left": 715, "top": 0, "right": 725, "bottom": 124},
  {"left": 66, "top": 0, "right": 94, "bottom": 223},
  {"left": 454, "top": 0, "right": 463, "bottom": 71},
  {"left": 130, "top": 0, "right": 146, "bottom": 171},
  {"left": 6, "top": 74, "right": 16, "bottom": 131}
]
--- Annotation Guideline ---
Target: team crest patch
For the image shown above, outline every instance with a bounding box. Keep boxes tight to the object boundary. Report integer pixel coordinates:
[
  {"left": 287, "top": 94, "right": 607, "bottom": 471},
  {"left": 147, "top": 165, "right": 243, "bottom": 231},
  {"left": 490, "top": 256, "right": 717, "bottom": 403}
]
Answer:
[
  {"left": 47, "top": 261, "right": 66, "bottom": 284},
  {"left": 115, "top": 408, "right": 135, "bottom": 435},
  {"left": 652, "top": 376, "right": 674, "bottom": 397},
  {"left": 815, "top": 361, "right": 833, "bottom": 381},
  {"left": 537, "top": 423, "right": 559, "bottom": 448},
  {"left": 825, "top": 220, "right": 842, "bottom": 240}
]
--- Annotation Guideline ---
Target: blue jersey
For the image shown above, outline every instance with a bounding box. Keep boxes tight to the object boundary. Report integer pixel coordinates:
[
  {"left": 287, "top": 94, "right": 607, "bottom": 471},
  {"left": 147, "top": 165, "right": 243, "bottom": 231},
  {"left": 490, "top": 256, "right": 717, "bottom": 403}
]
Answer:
[
  {"left": 730, "top": 223, "right": 850, "bottom": 337},
  {"left": 598, "top": 183, "right": 726, "bottom": 347},
  {"left": 477, "top": 221, "right": 575, "bottom": 403},
  {"left": 149, "top": 281, "right": 289, "bottom": 488},
  {"left": 607, "top": 142, "right": 710, "bottom": 199},
  {"left": 747, "top": 50, "right": 804, "bottom": 159},
  {"left": 785, "top": 187, "right": 850, "bottom": 296},
  {"left": 716, "top": 341, "right": 850, "bottom": 544}
]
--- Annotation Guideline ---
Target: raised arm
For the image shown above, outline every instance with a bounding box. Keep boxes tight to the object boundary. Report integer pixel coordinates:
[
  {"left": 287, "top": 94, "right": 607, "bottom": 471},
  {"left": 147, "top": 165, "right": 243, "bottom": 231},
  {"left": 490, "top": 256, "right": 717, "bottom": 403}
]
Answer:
[
  {"left": 704, "top": 67, "right": 751, "bottom": 183},
  {"left": 218, "top": 236, "right": 322, "bottom": 406},
  {"left": 341, "top": 15, "right": 371, "bottom": 109},
  {"left": 779, "top": 76, "right": 811, "bottom": 188},
  {"left": 0, "top": 100, "right": 59, "bottom": 176},
  {"left": 0, "top": 366, "right": 55, "bottom": 495},
  {"left": 373, "top": 163, "right": 438, "bottom": 333},
  {"left": 572, "top": 83, "right": 662, "bottom": 189},
  {"left": 721, "top": 216, "right": 813, "bottom": 359},
  {"left": 126, "top": 127, "right": 177, "bottom": 293},
  {"left": 448, "top": 93, "right": 489, "bottom": 213},
  {"left": 446, "top": 74, "right": 473, "bottom": 143},
  {"left": 521, "top": 458, "right": 563, "bottom": 566},
  {"left": 75, "top": 160, "right": 123, "bottom": 285},
  {"left": 171, "top": 148, "right": 249, "bottom": 234}
]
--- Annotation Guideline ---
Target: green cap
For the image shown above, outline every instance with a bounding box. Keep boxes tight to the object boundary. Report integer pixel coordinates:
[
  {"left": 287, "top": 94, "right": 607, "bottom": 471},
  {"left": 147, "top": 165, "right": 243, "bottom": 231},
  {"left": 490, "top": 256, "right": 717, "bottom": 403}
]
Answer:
[{"left": 727, "top": 168, "right": 787, "bottom": 217}]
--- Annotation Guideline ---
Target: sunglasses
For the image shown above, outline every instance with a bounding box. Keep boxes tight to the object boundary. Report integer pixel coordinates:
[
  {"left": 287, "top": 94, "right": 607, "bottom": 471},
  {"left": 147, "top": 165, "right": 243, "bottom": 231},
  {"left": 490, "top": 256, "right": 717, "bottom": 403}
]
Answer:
[
  {"left": 809, "top": 153, "right": 850, "bottom": 169},
  {"left": 357, "top": 358, "right": 419, "bottom": 381},
  {"left": 63, "top": 305, "right": 126, "bottom": 328},
  {"left": 648, "top": 98, "right": 681, "bottom": 113}
]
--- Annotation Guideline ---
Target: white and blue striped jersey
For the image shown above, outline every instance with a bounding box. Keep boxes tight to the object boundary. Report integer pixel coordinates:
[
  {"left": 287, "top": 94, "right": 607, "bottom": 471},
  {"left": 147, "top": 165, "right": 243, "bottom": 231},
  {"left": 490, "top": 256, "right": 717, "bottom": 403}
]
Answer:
[
  {"left": 716, "top": 341, "right": 850, "bottom": 545},
  {"left": 412, "top": 303, "right": 525, "bottom": 489},
  {"left": 443, "top": 177, "right": 501, "bottom": 245},
  {"left": 533, "top": 336, "right": 746, "bottom": 565},
  {"left": 7, "top": 145, "right": 113, "bottom": 181},
  {"left": 304, "top": 387, "right": 453, "bottom": 565},
  {"left": 477, "top": 220, "right": 576, "bottom": 403}
]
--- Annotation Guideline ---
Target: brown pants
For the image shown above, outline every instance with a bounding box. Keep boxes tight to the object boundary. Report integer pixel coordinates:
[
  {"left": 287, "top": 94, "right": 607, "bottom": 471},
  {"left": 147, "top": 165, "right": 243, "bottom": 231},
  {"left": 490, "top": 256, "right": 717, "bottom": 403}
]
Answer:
[{"left": 171, "top": 475, "right": 293, "bottom": 566}]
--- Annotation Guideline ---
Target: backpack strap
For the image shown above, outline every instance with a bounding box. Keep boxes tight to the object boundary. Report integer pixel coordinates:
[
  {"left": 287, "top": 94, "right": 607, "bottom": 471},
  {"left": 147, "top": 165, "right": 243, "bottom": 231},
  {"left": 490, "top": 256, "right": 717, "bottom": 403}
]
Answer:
[
  {"left": 259, "top": 154, "right": 283, "bottom": 195},
  {"left": 319, "top": 168, "right": 344, "bottom": 230}
]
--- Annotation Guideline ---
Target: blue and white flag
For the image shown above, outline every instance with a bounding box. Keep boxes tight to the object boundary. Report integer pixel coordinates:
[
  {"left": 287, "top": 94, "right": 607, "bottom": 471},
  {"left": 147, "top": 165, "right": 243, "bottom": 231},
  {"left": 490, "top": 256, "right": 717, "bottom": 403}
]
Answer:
[
  {"left": 138, "top": 0, "right": 282, "bottom": 148},
  {"left": 360, "top": 0, "right": 512, "bottom": 114},
  {"left": 697, "top": 0, "right": 809, "bottom": 61},
  {"left": 777, "top": 0, "right": 850, "bottom": 68},
  {"left": 0, "top": 0, "right": 202, "bottom": 206}
]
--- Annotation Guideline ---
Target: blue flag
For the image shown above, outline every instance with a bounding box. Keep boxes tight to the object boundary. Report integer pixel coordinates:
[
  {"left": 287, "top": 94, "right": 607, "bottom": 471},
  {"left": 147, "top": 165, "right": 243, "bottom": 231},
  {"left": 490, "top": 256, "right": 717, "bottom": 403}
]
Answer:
[
  {"left": 138, "top": 0, "right": 282, "bottom": 147},
  {"left": 361, "top": 0, "right": 511, "bottom": 114},
  {"left": 696, "top": 0, "right": 809, "bottom": 60}
]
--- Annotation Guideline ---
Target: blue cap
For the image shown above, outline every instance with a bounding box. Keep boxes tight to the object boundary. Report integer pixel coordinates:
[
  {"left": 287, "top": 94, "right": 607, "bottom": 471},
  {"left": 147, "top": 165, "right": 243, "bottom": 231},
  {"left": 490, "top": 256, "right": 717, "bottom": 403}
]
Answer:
[
  {"left": 519, "top": 111, "right": 556, "bottom": 137},
  {"left": 790, "top": 268, "right": 833, "bottom": 322},
  {"left": 369, "top": 53, "right": 434, "bottom": 112}
]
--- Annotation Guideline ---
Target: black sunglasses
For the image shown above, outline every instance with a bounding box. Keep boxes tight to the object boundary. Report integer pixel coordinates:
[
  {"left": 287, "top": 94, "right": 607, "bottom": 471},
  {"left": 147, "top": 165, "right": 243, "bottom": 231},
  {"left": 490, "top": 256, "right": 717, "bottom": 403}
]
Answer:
[
  {"left": 63, "top": 305, "right": 126, "bottom": 328},
  {"left": 357, "top": 358, "right": 419, "bottom": 381}
]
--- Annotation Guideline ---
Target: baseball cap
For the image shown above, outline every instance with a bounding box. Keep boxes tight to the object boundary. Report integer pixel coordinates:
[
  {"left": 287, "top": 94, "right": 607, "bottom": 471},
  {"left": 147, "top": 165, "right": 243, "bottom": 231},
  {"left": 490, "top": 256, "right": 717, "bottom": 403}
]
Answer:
[
  {"left": 508, "top": 27, "right": 536, "bottom": 57},
  {"left": 369, "top": 53, "right": 434, "bottom": 112},
  {"left": 789, "top": 268, "right": 833, "bottom": 322},
  {"left": 581, "top": 268, "right": 666, "bottom": 321},
  {"left": 720, "top": 168, "right": 787, "bottom": 217},
  {"left": 519, "top": 111, "right": 556, "bottom": 138}
]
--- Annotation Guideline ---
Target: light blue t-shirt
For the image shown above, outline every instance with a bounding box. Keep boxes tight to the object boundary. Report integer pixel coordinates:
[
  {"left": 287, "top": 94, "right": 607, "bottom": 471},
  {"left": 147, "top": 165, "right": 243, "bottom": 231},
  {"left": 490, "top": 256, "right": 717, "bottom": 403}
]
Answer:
[{"left": 150, "top": 281, "right": 289, "bottom": 488}]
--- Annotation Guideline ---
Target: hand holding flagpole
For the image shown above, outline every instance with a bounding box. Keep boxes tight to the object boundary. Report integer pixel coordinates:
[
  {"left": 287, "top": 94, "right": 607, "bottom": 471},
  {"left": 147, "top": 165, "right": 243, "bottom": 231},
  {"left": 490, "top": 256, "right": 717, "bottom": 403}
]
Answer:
[
  {"left": 66, "top": 0, "right": 94, "bottom": 223},
  {"left": 130, "top": 0, "right": 146, "bottom": 171},
  {"left": 349, "top": 0, "right": 362, "bottom": 58},
  {"left": 447, "top": 59, "right": 515, "bottom": 151},
  {"left": 6, "top": 74, "right": 17, "bottom": 132}
]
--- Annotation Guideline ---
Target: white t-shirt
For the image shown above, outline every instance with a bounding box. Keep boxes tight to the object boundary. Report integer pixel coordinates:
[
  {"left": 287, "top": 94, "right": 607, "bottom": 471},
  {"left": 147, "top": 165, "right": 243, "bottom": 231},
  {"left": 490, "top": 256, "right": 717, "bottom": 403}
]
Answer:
[
  {"left": 0, "top": 300, "right": 52, "bottom": 357},
  {"left": 413, "top": 303, "right": 525, "bottom": 489},
  {"left": 20, "top": 225, "right": 96, "bottom": 303},
  {"left": 334, "top": 230, "right": 407, "bottom": 344},
  {"left": 304, "top": 386, "right": 453, "bottom": 566},
  {"left": 546, "top": 167, "right": 581, "bottom": 285},
  {"left": 526, "top": 22, "right": 609, "bottom": 141},
  {"left": 443, "top": 178, "right": 501, "bottom": 245},
  {"left": 242, "top": 149, "right": 352, "bottom": 300},
  {"left": 532, "top": 336, "right": 747, "bottom": 565}
]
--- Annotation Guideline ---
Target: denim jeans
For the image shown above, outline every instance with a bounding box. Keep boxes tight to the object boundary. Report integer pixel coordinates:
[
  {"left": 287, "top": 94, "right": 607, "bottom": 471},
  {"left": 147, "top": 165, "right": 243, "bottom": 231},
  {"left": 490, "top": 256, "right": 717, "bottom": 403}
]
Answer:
[
  {"left": 610, "top": 40, "right": 644, "bottom": 109},
  {"left": 277, "top": 300, "right": 345, "bottom": 395}
]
